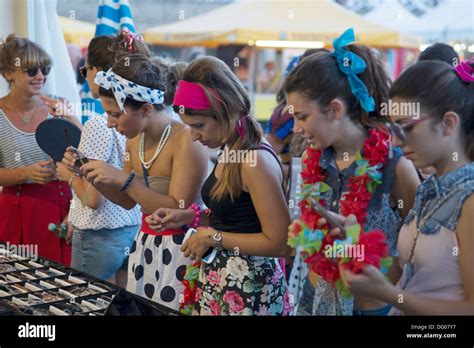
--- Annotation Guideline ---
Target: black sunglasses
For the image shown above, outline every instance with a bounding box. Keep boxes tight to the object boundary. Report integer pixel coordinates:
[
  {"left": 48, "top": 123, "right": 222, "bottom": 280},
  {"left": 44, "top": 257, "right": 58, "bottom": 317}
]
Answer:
[{"left": 22, "top": 66, "right": 51, "bottom": 77}]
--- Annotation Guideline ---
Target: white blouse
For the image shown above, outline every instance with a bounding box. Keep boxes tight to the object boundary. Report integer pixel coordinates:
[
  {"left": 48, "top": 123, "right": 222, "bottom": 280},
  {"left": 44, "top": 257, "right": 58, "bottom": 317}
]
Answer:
[{"left": 68, "top": 115, "right": 141, "bottom": 230}]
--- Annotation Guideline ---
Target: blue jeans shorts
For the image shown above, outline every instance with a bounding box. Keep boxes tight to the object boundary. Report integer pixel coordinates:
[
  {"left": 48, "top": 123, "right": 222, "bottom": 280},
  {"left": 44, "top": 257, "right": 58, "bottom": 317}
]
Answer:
[{"left": 71, "top": 225, "right": 139, "bottom": 281}]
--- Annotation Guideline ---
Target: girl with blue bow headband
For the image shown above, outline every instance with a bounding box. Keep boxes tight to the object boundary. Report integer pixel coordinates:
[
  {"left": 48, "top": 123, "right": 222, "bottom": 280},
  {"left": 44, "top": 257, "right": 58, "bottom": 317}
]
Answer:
[{"left": 284, "top": 29, "right": 421, "bottom": 316}]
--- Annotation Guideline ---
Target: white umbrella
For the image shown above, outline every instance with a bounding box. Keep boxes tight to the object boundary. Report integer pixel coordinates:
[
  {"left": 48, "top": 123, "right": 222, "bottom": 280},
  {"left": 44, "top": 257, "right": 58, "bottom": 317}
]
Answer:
[{"left": 27, "top": 0, "right": 80, "bottom": 106}]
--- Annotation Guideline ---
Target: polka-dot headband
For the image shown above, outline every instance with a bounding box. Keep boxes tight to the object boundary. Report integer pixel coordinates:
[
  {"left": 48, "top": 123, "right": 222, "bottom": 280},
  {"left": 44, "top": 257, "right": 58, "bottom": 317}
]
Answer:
[{"left": 94, "top": 68, "right": 165, "bottom": 113}]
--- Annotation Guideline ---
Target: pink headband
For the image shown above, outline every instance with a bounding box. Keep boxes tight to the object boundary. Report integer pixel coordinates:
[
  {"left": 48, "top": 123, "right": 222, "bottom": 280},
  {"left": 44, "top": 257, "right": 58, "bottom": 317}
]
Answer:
[
  {"left": 173, "top": 80, "right": 251, "bottom": 139},
  {"left": 173, "top": 80, "right": 215, "bottom": 110},
  {"left": 454, "top": 59, "right": 474, "bottom": 83}
]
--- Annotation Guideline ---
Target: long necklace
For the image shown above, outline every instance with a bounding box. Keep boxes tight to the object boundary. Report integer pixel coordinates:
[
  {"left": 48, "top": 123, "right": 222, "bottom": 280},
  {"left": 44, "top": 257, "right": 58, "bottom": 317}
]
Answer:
[
  {"left": 9, "top": 95, "right": 40, "bottom": 124},
  {"left": 139, "top": 124, "right": 171, "bottom": 170}
]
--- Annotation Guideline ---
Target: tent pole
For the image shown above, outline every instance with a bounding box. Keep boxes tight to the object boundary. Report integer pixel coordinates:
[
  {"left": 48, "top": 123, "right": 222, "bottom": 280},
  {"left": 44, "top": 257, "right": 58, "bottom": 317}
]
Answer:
[{"left": 248, "top": 45, "right": 258, "bottom": 113}]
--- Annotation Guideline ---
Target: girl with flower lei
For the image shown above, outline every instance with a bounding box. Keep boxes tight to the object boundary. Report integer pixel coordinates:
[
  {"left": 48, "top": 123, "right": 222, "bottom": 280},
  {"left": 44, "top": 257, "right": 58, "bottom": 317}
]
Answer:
[
  {"left": 337, "top": 60, "right": 474, "bottom": 315},
  {"left": 284, "top": 29, "right": 420, "bottom": 316}
]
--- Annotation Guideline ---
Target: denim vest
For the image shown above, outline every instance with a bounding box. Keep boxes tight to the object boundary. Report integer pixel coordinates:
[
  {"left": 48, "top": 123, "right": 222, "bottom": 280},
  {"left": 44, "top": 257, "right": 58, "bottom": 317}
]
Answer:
[
  {"left": 404, "top": 162, "right": 474, "bottom": 234},
  {"left": 318, "top": 146, "right": 403, "bottom": 256}
]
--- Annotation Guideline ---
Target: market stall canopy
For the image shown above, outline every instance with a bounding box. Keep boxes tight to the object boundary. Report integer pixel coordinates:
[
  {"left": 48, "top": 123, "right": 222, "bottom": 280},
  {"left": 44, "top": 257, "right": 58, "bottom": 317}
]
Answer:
[
  {"left": 143, "top": 0, "right": 420, "bottom": 48},
  {"left": 365, "top": 0, "right": 473, "bottom": 42},
  {"left": 364, "top": 0, "right": 420, "bottom": 33},
  {"left": 59, "top": 16, "right": 95, "bottom": 47},
  {"left": 410, "top": 0, "right": 473, "bottom": 42}
]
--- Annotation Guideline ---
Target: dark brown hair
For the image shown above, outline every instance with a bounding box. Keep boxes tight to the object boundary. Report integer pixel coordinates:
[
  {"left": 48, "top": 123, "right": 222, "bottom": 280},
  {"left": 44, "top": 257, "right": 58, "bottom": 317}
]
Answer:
[
  {"left": 390, "top": 60, "right": 474, "bottom": 160},
  {"left": 152, "top": 56, "right": 188, "bottom": 106},
  {"left": 175, "top": 56, "right": 263, "bottom": 201},
  {"left": 98, "top": 54, "right": 166, "bottom": 112},
  {"left": 284, "top": 44, "right": 391, "bottom": 130},
  {"left": 87, "top": 31, "right": 151, "bottom": 71}
]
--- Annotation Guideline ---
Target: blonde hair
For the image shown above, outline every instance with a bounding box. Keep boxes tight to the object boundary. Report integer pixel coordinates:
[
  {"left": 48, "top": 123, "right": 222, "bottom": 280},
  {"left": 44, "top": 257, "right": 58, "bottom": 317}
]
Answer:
[
  {"left": 180, "top": 56, "right": 263, "bottom": 201},
  {"left": 0, "top": 34, "right": 52, "bottom": 81}
]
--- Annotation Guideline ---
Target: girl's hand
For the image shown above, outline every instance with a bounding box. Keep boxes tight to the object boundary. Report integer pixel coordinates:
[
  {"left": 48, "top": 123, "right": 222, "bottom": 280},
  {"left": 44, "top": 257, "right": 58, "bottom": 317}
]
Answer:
[
  {"left": 180, "top": 227, "right": 215, "bottom": 262},
  {"left": 41, "top": 95, "right": 75, "bottom": 118},
  {"left": 55, "top": 162, "right": 74, "bottom": 183},
  {"left": 41, "top": 95, "right": 82, "bottom": 129},
  {"left": 318, "top": 213, "right": 358, "bottom": 239},
  {"left": 339, "top": 264, "right": 392, "bottom": 299},
  {"left": 145, "top": 208, "right": 195, "bottom": 231},
  {"left": 60, "top": 215, "right": 74, "bottom": 245},
  {"left": 81, "top": 160, "right": 127, "bottom": 187},
  {"left": 288, "top": 220, "right": 299, "bottom": 239},
  {"left": 62, "top": 148, "right": 81, "bottom": 174},
  {"left": 23, "top": 160, "right": 55, "bottom": 185}
]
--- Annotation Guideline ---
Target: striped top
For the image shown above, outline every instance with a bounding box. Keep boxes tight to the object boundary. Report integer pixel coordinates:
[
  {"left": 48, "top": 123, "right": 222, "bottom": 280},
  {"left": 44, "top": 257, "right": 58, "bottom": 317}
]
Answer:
[{"left": 0, "top": 108, "right": 51, "bottom": 169}]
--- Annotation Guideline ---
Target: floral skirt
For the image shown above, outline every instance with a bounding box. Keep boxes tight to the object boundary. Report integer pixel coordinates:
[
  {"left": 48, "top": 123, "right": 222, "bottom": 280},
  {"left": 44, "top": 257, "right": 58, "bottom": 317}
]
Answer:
[{"left": 192, "top": 250, "right": 292, "bottom": 316}]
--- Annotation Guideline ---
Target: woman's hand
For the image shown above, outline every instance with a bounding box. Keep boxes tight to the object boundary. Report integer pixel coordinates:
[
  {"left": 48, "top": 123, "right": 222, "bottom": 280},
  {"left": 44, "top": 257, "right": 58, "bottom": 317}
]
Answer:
[
  {"left": 55, "top": 161, "right": 75, "bottom": 183},
  {"left": 41, "top": 95, "right": 75, "bottom": 118},
  {"left": 62, "top": 148, "right": 81, "bottom": 175},
  {"left": 318, "top": 213, "right": 358, "bottom": 239},
  {"left": 339, "top": 264, "right": 393, "bottom": 300},
  {"left": 81, "top": 160, "right": 128, "bottom": 187},
  {"left": 145, "top": 208, "right": 195, "bottom": 231},
  {"left": 23, "top": 160, "right": 55, "bottom": 185},
  {"left": 60, "top": 215, "right": 74, "bottom": 245},
  {"left": 41, "top": 95, "right": 82, "bottom": 129},
  {"left": 180, "top": 227, "right": 215, "bottom": 262}
]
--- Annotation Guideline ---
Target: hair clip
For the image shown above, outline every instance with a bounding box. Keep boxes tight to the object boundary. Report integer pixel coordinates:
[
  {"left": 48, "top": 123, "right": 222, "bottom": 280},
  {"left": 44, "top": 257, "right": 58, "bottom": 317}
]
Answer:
[{"left": 454, "top": 59, "right": 474, "bottom": 83}]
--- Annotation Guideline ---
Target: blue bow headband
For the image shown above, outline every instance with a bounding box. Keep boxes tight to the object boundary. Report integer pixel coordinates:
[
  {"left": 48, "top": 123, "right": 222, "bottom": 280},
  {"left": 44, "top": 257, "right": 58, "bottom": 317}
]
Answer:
[{"left": 332, "top": 28, "right": 375, "bottom": 113}]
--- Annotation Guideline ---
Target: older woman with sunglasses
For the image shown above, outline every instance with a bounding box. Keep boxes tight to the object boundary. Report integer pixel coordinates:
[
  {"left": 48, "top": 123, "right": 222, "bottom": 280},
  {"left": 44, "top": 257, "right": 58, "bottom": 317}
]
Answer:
[{"left": 0, "top": 34, "right": 72, "bottom": 265}]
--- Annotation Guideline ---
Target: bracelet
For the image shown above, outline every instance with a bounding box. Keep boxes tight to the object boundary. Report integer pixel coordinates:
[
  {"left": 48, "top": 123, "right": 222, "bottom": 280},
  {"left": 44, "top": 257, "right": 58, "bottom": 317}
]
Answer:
[
  {"left": 68, "top": 173, "right": 80, "bottom": 186},
  {"left": 213, "top": 231, "right": 223, "bottom": 251},
  {"left": 189, "top": 203, "right": 201, "bottom": 229},
  {"left": 120, "top": 172, "right": 135, "bottom": 192}
]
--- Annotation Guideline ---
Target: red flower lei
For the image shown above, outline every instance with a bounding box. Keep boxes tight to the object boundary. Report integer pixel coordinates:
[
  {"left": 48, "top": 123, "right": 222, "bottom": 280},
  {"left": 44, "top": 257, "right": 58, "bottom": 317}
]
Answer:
[{"left": 291, "top": 128, "right": 392, "bottom": 287}]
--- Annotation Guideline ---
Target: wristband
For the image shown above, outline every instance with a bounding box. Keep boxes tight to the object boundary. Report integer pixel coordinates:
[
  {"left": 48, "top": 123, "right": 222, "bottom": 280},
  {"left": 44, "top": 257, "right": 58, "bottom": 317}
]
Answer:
[{"left": 120, "top": 172, "right": 135, "bottom": 192}]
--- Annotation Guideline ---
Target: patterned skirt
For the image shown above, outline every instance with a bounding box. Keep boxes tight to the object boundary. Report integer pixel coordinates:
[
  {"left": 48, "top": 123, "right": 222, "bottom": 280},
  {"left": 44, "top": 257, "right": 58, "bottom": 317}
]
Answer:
[
  {"left": 192, "top": 250, "right": 292, "bottom": 316},
  {"left": 126, "top": 230, "right": 192, "bottom": 311}
]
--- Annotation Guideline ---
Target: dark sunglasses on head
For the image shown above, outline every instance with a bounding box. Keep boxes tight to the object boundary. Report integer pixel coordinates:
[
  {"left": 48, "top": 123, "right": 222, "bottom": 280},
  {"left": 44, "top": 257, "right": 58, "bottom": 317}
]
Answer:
[{"left": 22, "top": 66, "right": 51, "bottom": 77}]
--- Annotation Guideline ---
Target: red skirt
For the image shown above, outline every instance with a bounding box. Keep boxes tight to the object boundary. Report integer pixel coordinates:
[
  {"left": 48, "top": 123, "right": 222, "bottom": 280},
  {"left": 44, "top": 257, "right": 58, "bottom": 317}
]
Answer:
[{"left": 0, "top": 181, "right": 72, "bottom": 266}]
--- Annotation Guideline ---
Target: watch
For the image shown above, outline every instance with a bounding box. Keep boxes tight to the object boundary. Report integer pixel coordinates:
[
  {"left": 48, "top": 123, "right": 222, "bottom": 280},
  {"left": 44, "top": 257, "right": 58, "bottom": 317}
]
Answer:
[{"left": 213, "top": 231, "right": 223, "bottom": 251}]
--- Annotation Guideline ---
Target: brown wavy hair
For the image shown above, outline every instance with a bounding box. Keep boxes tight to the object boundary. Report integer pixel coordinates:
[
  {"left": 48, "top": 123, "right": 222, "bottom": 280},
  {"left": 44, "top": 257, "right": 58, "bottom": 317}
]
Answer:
[{"left": 174, "top": 56, "right": 263, "bottom": 201}]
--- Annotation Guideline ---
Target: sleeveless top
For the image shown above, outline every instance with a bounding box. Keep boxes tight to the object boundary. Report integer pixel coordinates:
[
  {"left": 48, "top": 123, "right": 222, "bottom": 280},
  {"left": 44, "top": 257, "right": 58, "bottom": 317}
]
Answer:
[
  {"left": 390, "top": 162, "right": 474, "bottom": 315},
  {"left": 0, "top": 109, "right": 51, "bottom": 169},
  {"left": 317, "top": 146, "right": 404, "bottom": 256},
  {"left": 201, "top": 143, "right": 282, "bottom": 234}
]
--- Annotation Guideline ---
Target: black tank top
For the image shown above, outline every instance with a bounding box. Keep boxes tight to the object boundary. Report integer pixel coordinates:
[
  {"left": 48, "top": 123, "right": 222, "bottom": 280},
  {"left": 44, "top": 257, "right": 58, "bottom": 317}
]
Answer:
[{"left": 201, "top": 143, "right": 283, "bottom": 234}]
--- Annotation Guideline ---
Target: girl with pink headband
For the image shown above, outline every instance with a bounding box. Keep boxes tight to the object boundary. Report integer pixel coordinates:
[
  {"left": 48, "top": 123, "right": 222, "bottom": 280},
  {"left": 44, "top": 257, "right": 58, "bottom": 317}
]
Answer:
[{"left": 146, "top": 56, "right": 292, "bottom": 315}]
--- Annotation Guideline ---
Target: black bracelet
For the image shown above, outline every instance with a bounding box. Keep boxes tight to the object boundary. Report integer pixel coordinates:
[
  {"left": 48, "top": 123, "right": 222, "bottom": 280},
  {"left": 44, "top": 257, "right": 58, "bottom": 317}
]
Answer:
[{"left": 120, "top": 173, "right": 135, "bottom": 192}]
